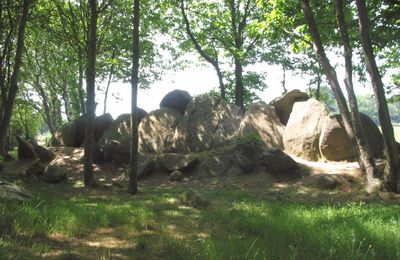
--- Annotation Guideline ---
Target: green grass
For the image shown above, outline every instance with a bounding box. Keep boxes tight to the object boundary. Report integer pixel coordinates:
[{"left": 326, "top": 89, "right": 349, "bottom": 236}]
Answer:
[{"left": 1, "top": 184, "right": 399, "bottom": 260}]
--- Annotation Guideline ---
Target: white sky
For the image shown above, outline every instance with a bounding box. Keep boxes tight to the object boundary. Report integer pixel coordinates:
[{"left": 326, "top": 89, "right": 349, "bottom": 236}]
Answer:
[{"left": 96, "top": 61, "right": 375, "bottom": 119}]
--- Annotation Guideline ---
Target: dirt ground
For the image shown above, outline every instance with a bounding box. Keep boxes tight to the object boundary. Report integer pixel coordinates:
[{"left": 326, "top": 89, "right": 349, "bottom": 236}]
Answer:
[{"left": 4, "top": 147, "right": 398, "bottom": 203}]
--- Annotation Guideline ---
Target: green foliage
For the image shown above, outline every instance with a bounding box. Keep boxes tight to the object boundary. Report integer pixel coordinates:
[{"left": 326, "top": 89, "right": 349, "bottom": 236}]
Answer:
[
  {"left": 357, "top": 94, "right": 400, "bottom": 125},
  {"left": 234, "top": 132, "right": 264, "bottom": 147},
  {"left": 10, "top": 98, "right": 43, "bottom": 140},
  {"left": 222, "top": 71, "right": 267, "bottom": 108},
  {"left": 308, "top": 85, "right": 338, "bottom": 112}
]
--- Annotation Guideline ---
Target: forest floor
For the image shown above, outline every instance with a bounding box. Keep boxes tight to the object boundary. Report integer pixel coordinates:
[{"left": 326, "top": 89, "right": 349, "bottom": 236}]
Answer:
[{"left": 1, "top": 149, "right": 400, "bottom": 259}]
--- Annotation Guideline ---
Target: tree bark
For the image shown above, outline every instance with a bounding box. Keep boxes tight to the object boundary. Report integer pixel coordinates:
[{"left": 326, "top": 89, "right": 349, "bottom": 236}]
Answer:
[
  {"left": 78, "top": 56, "right": 86, "bottom": 114},
  {"left": 336, "top": 0, "right": 379, "bottom": 191},
  {"left": 128, "top": 0, "right": 140, "bottom": 195},
  {"left": 281, "top": 65, "right": 287, "bottom": 94},
  {"left": 83, "top": 0, "right": 97, "bottom": 188},
  {"left": 234, "top": 57, "right": 244, "bottom": 110},
  {"left": 0, "top": 0, "right": 31, "bottom": 155},
  {"left": 228, "top": 0, "right": 245, "bottom": 110},
  {"left": 35, "top": 79, "right": 56, "bottom": 136},
  {"left": 61, "top": 68, "right": 72, "bottom": 122},
  {"left": 355, "top": 0, "right": 399, "bottom": 192},
  {"left": 103, "top": 50, "right": 115, "bottom": 114},
  {"left": 300, "top": 0, "right": 379, "bottom": 190}
]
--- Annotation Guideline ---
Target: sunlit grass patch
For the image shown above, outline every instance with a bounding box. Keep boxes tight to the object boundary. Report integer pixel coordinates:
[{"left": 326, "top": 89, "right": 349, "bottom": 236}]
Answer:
[
  {"left": 198, "top": 200, "right": 400, "bottom": 259},
  {"left": 1, "top": 185, "right": 400, "bottom": 259}
]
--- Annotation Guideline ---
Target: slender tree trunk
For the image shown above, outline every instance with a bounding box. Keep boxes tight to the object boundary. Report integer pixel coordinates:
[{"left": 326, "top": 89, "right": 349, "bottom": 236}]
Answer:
[
  {"left": 234, "top": 57, "right": 244, "bottom": 110},
  {"left": 215, "top": 64, "right": 226, "bottom": 100},
  {"left": 128, "top": 0, "right": 140, "bottom": 195},
  {"left": 300, "top": 0, "right": 378, "bottom": 189},
  {"left": 336, "top": 0, "right": 379, "bottom": 191},
  {"left": 281, "top": 65, "right": 287, "bottom": 94},
  {"left": 315, "top": 64, "right": 321, "bottom": 100},
  {"left": 355, "top": 0, "right": 399, "bottom": 192},
  {"left": 78, "top": 57, "right": 86, "bottom": 114},
  {"left": 36, "top": 81, "right": 56, "bottom": 135},
  {"left": 103, "top": 50, "right": 115, "bottom": 114},
  {"left": 0, "top": 0, "right": 30, "bottom": 155},
  {"left": 84, "top": 0, "right": 97, "bottom": 188},
  {"left": 61, "top": 69, "right": 71, "bottom": 122},
  {"left": 180, "top": 0, "right": 226, "bottom": 99},
  {"left": 0, "top": 0, "right": 4, "bottom": 119}
]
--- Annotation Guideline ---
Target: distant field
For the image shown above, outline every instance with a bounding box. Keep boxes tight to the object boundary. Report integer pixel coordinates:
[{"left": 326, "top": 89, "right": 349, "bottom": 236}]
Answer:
[
  {"left": 378, "top": 124, "right": 400, "bottom": 142},
  {"left": 393, "top": 124, "right": 400, "bottom": 142}
]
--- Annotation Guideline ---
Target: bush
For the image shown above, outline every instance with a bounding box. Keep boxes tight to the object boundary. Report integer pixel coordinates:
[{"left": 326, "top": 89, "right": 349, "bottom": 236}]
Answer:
[{"left": 234, "top": 132, "right": 264, "bottom": 147}]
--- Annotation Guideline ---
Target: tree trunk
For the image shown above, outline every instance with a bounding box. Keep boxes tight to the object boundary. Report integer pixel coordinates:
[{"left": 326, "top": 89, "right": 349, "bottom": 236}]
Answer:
[
  {"left": 103, "top": 50, "right": 115, "bottom": 114},
  {"left": 215, "top": 64, "right": 226, "bottom": 100},
  {"left": 84, "top": 0, "right": 97, "bottom": 188},
  {"left": 281, "top": 65, "right": 287, "bottom": 94},
  {"left": 128, "top": 0, "right": 140, "bottom": 195},
  {"left": 61, "top": 69, "right": 72, "bottom": 122},
  {"left": 234, "top": 57, "right": 244, "bottom": 110},
  {"left": 300, "top": 0, "right": 378, "bottom": 189},
  {"left": 315, "top": 64, "right": 321, "bottom": 100},
  {"left": 355, "top": 0, "right": 399, "bottom": 192},
  {"left": 336, "top": 0, "right": 379, "bottom": 191},
  {"left": 180, "top": 0, "right": 226, "bottom": 100},
  {"left": 0, "top": 0, "right": 4, "bottom": 119},
  {"left": 36, "top": 81, "right": 56, "bottom": 135},
  {"left": 78, "top": 57, "right": 86, "bottom": 115},
  {"left": 0, "top": 0, "right": 31, "bottom": 155}
]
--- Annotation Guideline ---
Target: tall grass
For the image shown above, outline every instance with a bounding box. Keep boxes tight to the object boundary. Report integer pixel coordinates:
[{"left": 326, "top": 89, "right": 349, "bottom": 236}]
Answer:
[{"left": 1, "top": 187, "right": 399, "bottom": 259}]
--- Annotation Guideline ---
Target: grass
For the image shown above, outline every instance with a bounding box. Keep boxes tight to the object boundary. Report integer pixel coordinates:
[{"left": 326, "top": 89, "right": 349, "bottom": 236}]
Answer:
[{"left": 1, "top": 183, "right": 400, "bottom": 259}]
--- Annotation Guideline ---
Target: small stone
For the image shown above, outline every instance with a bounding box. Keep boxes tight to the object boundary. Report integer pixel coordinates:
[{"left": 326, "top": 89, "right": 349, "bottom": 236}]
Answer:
[
  {"left": 180, "top": 189, "right": 210, "bottom": 209},
  {"left": 169, "top": 170, "right": 184, "bottom": 182},
  {"left": 25, "top": 160, "right": 45, "bottom": 177},
  {"left": 315, "top": 174, "right": 344, "bottom": 190},
  {"left": 40, "top": 164, "right": 68, "bottom": 184}
]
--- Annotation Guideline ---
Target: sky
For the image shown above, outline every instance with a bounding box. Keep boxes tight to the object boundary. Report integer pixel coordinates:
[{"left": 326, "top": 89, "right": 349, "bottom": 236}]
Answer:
[{"left": 95, "top": 60, "right": 376, "bottom": 119}]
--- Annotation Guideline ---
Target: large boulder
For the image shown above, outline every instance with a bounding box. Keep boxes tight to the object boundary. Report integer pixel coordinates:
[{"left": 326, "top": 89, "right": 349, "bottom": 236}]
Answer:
[
  {"left": 50, "top": 122, "right": 76, "bottom": 147},
  {"left": 94, "top": 113, "right": 114, "bottom": 142},
  {"left": 260, "top": 148, "right": 299, "bottom": 176},
  {"left": 270, "top": 89, "right": 309, "bottom": 125},
  {"left": 73, "top": 115, "right": 87, "bottom": 146},
  {"left": 99, "top": 110, "right": 147, "bottom": 163},
  {"left": 319, "top": 115, "right": 355, "bottom": 161},
  {"left": 319, "top": 113, "right": 384, "bottom": 161},
  {"left": 49, "top": 113, "right": 117, "bottom": 148},
  {"left": 158, "top": 153, "right": 199, "bottom": 171},
  {"left": 173, "top": 94, "right": 243, "bottom": 153},
  {"left": 138, "top": 108, "right": 182, "bottom": 153},
  {"left": 160, "top": 89, "right": 192, "bottom": 115},
  {"left": 17, "top": 137, "right": 37, "bottom": 160},
  {"left": 0, "top": 180, "right": 33, "bottom": 201},
  {"left": 122, "top": 154, "right": 158, "bottom": 180},
  {"left": 33, "top": 144, "right": 56, "bottom": 163},
  {"left": 360, "top": 113, "right": 384, "bottom": 158},
  {"left": 40, "top": 164, "right": 68, "bottom": 183},
  {"left": 237, "top": 101, "right": 284, "bottom": 149},
  {"left": 49, "top": 115, "right": 85, "bottom": 147},
  {"left": 192, "top": 152, "right": 235, "bottom": 178},
  {"left": 284, "top": 99, "right": 328, "bottom": 161}
]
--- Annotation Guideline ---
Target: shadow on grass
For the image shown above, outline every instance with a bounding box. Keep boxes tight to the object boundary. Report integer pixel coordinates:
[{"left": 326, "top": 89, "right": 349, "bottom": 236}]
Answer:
[{"left": 1, "top": 173, "right": 400, "bottom": 259}]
